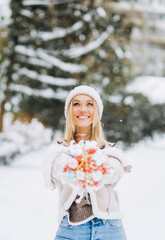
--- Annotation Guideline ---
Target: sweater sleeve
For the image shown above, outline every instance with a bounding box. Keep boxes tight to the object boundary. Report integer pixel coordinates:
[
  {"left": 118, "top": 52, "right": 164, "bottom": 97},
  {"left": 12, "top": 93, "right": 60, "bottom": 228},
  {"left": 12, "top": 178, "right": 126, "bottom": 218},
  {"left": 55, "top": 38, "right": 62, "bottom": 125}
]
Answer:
[
  {"left": 102, "top": 144, "right": 127, "bottom": 186},
  {"left": 42, "top": 141, "right": 68, "bottom": 190}
]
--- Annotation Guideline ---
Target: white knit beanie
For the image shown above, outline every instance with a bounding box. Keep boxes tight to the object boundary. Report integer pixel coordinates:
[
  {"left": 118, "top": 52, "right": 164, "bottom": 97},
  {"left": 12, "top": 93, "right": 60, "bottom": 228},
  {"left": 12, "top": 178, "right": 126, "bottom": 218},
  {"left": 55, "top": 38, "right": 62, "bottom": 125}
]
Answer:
[{"left": 64, "top": 85, "right": 103, "bottom": 119}]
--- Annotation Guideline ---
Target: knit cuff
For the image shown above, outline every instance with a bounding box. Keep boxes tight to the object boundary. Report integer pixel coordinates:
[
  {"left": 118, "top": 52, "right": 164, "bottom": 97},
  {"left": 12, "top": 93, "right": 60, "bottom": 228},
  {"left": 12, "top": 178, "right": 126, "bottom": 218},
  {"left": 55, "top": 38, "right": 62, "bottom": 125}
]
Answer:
[
  {"left": 43, "top": 142, "right": 67, "bottom": 190},
  {"left": 102, "top": 145, "right": 127, "bottom": 167}
]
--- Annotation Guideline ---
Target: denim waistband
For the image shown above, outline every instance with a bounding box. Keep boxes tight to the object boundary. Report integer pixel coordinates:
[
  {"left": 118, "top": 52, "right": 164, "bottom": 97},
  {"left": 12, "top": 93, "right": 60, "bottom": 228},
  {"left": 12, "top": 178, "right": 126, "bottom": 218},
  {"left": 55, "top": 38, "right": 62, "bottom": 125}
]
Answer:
[{"left": 90, "top": 217, "right": 106, "bottom": 224}]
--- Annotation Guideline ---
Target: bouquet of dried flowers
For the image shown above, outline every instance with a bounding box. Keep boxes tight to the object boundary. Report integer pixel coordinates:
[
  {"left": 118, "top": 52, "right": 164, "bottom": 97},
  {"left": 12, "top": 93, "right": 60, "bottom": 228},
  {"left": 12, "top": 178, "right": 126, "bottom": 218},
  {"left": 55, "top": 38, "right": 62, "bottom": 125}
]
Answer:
[{"left": 61, "top": 140, "right": 114, "bottom": 193}]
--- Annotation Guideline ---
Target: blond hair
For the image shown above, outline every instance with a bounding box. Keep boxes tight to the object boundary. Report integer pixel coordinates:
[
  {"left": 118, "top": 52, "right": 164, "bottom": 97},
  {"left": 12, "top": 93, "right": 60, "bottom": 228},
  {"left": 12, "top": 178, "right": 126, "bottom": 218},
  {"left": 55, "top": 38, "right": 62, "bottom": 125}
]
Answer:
[{"left": 62, "top": 99, "right": 106, "bottom": 148}]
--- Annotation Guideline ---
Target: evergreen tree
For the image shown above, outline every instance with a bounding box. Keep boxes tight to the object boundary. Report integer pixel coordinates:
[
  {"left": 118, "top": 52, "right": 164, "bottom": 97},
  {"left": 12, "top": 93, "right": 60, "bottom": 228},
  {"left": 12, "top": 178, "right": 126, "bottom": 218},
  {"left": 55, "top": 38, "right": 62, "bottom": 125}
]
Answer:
[
  {"left": 5, "top": 0, "right": 133, "bottom": 131},
  {"left": 5, "top": 0, "right": 165, "bottom": 146},
  {"left": 0, "top": 1, "right": 11, "bottom": 132}
]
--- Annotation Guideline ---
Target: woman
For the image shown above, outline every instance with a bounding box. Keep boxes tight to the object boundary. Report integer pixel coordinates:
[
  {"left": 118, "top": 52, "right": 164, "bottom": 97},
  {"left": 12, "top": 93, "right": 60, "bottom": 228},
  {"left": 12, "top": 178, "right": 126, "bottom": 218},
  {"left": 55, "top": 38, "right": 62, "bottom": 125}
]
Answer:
[{"left": 43, "top": 85, "right": 132, "bottom": 240}]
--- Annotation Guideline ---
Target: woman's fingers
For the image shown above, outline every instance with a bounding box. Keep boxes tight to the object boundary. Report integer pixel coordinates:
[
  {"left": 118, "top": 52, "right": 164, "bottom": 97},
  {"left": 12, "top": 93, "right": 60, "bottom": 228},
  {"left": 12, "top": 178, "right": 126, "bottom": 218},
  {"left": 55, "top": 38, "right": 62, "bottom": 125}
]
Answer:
[{"left": 124, "top": 165, "right": 132, "bottom": 173}]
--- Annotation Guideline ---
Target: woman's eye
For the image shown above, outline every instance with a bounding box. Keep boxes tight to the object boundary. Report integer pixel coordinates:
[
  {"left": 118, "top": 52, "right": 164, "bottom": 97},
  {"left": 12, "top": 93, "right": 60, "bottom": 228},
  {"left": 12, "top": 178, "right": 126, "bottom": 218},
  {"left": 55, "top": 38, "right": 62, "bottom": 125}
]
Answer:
[
  {"left": 87, "top": 103, "right": 93, "bottom": 106},
  {"left": 73, "top": 102, "right": 79, "bottom": 106}
]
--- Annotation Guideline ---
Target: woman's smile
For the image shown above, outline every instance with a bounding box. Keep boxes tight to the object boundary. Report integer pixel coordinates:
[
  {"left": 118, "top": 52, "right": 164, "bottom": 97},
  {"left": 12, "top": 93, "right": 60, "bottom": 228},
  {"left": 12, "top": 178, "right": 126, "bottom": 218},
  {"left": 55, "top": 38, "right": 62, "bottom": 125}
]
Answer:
[
  {"left": 72, "top": 94, "right": 94, "bottom": 130},
  {"left": 77, "top": 115, "right": 90, "bottom": 119}
]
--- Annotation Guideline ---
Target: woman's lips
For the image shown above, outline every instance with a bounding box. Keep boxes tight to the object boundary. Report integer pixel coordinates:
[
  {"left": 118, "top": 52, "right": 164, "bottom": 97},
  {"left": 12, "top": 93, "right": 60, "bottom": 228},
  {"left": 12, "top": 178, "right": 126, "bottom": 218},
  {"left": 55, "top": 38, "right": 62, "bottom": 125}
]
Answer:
[{"left": 77, "top": 116, "right": 90, "bottom": 119}]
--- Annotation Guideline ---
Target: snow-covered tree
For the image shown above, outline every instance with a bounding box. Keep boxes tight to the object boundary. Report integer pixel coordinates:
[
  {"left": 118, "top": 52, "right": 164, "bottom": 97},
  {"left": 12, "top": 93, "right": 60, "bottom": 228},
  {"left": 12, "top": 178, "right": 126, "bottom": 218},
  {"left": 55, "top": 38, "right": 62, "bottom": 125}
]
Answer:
[
  {"left": 3, "top": 0, "right": 133, "bottom": 133},
  {"left": 1, "top": 0, "right": 165, "bottom": 147},
  {"left": 100, "top": 0, "right": 165, "bottom": 145},
  {"left": 0, "top": 0, "right": 11, "bottom": 132}
]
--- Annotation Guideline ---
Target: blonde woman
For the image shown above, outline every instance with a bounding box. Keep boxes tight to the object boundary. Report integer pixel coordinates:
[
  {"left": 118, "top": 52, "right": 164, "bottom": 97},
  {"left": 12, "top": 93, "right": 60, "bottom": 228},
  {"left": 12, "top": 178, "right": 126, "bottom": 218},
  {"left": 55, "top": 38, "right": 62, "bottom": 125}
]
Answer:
[{"left": 43, "top": 85, "right": 131, "bottom": 240}]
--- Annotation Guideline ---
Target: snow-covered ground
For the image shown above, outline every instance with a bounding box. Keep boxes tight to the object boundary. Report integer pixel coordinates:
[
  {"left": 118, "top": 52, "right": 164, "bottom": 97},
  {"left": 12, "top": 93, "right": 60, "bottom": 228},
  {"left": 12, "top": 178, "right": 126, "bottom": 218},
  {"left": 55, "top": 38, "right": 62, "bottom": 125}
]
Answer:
[{"left": 0, "top": 134, "right": 165, "bottom": 240}]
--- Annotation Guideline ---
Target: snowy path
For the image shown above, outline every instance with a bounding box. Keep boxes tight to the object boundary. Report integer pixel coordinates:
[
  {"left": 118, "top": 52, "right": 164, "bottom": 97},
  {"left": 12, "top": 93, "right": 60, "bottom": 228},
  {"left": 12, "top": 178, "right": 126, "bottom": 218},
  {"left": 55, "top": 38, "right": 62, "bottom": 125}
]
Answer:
[
  {"left": 0, "top": 148, "right": 59, "bottom": 240},
  {"left": 0, "top": 139, "right": 165, "bottom": 240},
  {"left": 118, "top": 141, "right": 165, "bottom": 240}
]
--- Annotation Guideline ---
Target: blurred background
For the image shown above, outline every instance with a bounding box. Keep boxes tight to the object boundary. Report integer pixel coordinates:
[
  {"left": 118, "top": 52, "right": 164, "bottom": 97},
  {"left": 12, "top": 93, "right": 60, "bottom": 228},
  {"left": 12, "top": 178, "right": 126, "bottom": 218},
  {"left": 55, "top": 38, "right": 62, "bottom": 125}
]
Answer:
[
  {"left": 0, "top": 1, "right": 165, "bottom": 240},
  {"left": 1, "top": 0, "right": 165, "bottom": 164},
  {"left": 1, "top": 0, "right": 165, "bottom": 163}
]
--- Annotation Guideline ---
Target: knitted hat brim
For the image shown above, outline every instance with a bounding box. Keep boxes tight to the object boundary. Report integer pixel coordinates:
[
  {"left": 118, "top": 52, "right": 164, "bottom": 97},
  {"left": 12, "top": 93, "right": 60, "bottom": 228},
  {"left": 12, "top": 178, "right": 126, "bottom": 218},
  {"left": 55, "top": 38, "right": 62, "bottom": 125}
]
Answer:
[{"left": 64, "top": 86, "right": 103, "bottom": 119}]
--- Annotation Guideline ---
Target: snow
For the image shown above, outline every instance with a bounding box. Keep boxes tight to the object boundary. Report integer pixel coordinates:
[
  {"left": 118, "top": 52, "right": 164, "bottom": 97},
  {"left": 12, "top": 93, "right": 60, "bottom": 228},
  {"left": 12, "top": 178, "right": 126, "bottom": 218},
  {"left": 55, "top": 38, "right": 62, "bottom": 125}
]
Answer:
[
  {"left": 83, "top": 13, "right": 92, "bottom": 22},
  {"left": 147, "top": 19, "right": 165, "bottom": 31},
  {"left": 0, "top": 148, "right": 59, "bottom": 240},
  {"left": 0, "top": 0, "right": 11, "bottom": 27},
  {"left": 109, "top": 1, "right": 165, "bottom": 14},
  {"left": 123, "top": 96, "right": 135, "bottom": 106},
  {"left": 20, "top": 9, "right": 33, "bottom": 18},
  {"left": 18, "top": 68, "right": 78, "bottom": 87},
  {"left": 15, "top": 45, "right": 37, "bottom": 58},
  {"left": 33, "top": 21, "right": 84, "bottom": 41},
  {"left": 1, "top": 132, "right": 165, "bottom": 240},
  {"left": 118, "top": 134, "right": 165, "bottom": 240},
  {"left": 26, "top": 57, "right": 52, "bottom": 68},
  {"left": 96, "top": 7, "right": 106, "bottom": 18},
  {"left": 23, "top": 0, "right": 79, "bottom": 6},
  {"left": 0, "top": 119, "right": 52, "bottom": 164},
  {"left": 63, "top": 26, "right": 114, "bottom": 59},
  {"left": 115, "top": 47, "right": 124, "bottom": 59},
  {"left": 37, "top": 49, "right": 87, "bottom": 73},
  {"left": 104, "top": 94, "right": 123, "bottom": 104},
  {"left": 15, "top": 45, "right": 87, "bottom": 73},
  {"left": 9, "top": 83, "right": 69, "bottom": 100},
  {"left": 23, "top": 0, "right": 55, "bottom": 6},
  {"left": 125, "top": 75, "right": 165, "bottom": 104}
]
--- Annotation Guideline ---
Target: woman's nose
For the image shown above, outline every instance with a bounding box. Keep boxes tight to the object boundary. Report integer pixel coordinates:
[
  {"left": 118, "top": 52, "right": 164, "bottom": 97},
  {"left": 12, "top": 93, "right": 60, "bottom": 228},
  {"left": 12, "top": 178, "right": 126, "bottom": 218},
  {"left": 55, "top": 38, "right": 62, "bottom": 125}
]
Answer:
[{"left": 79, "top": 105, "right": 87, "bottom": 112}]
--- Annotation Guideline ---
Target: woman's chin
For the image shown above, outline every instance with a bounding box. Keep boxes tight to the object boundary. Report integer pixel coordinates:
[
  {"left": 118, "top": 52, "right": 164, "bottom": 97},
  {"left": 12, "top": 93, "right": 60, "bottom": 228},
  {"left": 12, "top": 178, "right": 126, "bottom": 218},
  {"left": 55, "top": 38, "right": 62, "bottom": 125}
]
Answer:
[{"left": 75, "top": 122, "right": 92, "bottom": 128}]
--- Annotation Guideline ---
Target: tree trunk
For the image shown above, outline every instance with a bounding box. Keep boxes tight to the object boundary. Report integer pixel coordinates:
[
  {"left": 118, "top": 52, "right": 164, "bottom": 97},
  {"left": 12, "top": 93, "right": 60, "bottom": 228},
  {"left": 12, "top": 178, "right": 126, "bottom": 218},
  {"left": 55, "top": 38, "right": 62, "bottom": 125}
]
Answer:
[
  {"left": 0, "top": 49, "right": 15, "bottom": 132},
  {"left": 0, "top": 101, "right": 5, "bottom": 132}
]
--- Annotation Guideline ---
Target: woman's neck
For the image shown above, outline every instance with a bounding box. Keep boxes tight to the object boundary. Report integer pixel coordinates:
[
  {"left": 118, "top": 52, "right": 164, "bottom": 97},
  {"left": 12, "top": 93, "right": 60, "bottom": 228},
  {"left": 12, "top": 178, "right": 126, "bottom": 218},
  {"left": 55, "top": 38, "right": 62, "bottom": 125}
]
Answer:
[{"left": 74, "top": 131, "right": 92, "bottom": 143}]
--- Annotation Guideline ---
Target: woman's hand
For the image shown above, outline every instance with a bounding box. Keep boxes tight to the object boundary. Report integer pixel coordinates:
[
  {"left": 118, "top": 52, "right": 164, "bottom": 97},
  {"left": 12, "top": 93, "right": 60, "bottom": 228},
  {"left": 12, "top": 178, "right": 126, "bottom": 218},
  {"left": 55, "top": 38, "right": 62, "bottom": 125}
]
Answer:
[
  {"left": 124, "top": 165, "right": 132, "bottom": 173},
  {"left": 51, "top": 152, "right": 70, "bottom": 181}
]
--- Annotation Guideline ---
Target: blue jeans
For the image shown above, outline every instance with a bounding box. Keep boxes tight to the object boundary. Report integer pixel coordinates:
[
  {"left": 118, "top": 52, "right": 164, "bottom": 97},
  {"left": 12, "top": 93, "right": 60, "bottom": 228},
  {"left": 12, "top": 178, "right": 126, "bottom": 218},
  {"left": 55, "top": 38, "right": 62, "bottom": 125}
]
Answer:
[{"left": 54, "top": 216, "right": 127, "bottom": 240}]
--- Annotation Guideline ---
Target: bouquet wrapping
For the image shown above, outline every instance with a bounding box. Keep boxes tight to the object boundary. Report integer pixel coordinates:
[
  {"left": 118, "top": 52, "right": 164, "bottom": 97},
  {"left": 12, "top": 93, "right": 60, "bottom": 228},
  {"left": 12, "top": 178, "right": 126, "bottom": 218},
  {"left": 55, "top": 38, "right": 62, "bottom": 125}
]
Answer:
[{"left": 60, "top": 140, "right": 114, "bottom": 195}]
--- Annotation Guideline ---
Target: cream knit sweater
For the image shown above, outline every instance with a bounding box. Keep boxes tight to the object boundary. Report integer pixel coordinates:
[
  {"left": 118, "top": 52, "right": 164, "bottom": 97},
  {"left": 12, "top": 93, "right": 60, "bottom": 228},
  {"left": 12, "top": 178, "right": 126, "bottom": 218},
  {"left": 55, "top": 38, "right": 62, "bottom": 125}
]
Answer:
[{"left": 43, "top": 141, "right": 129, "bottom": 225}]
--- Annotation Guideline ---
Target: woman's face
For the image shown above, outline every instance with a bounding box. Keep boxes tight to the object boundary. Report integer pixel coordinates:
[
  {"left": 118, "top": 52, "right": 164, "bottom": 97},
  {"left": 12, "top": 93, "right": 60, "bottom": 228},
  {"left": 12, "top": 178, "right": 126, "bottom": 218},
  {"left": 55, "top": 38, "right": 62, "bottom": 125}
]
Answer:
[{"left": 72, "top": 94, "right": 94, "bottom": 130}]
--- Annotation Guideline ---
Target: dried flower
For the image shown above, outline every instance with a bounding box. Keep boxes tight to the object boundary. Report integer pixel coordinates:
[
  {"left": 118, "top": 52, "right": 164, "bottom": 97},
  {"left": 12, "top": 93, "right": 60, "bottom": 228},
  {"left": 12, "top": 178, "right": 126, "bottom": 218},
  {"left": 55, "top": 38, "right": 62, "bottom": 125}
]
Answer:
[
  {"left": 92, "top": 170, "right": 103, "bottom": 182},
  {"left": 62, "top": 140, "right": 112, "bottom": 192},
  {"left": 68, "top": 158, "right": 79, "bottom": 169},
  {"left": 76, "top": 170, "right": 85, "bottom": 181}
]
